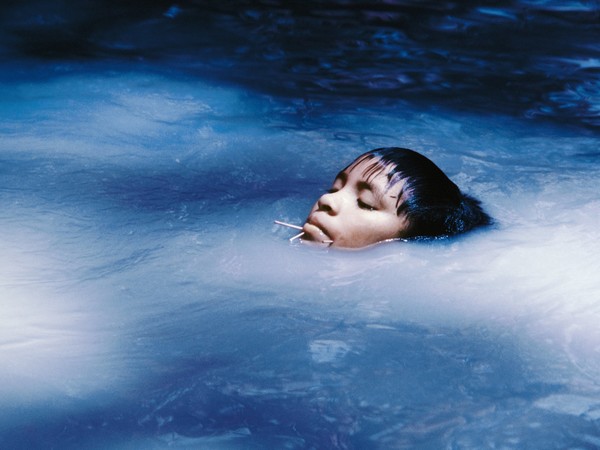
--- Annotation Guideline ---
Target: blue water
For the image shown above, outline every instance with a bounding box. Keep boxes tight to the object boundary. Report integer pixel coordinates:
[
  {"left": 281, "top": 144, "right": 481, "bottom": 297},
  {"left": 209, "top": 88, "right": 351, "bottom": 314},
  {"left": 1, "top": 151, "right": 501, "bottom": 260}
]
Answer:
[{"left": 1, "top": 1, "right": 600, "bottom": 449}]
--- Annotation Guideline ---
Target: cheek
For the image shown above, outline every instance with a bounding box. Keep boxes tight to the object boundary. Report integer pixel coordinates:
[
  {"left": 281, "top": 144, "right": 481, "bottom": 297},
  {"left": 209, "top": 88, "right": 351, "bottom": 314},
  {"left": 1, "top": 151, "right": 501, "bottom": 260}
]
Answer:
[
  {"left": 360, "top": 215, "right": 404, "bottom": 240},
  {"left": 334, "top": 218, "right": 383, "bottom": 247}
]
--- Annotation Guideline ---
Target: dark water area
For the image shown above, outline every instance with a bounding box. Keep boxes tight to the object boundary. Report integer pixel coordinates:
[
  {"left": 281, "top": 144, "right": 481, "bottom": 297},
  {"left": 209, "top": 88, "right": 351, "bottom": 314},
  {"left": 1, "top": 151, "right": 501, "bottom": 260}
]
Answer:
[{"left": 1, "top": 0, "right": 599, "bottom": 129}]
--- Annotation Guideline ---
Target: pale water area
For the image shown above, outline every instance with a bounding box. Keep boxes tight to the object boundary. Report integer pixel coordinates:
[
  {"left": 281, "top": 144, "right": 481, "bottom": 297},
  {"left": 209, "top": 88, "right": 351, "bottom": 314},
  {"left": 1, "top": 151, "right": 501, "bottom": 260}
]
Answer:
[
  {"left": 1, "top": 69, "right": 599, "bottom": 449},
  {"left": 1, "top": 0, "right": 600, "bottom": 448}
]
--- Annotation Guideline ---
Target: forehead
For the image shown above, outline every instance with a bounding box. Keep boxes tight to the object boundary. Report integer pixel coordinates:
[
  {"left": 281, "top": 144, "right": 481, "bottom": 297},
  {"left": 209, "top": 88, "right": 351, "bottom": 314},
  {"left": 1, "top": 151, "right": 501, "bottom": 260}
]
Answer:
[{"left": 342, "top": 154, "right": 400, "bottom": 187}]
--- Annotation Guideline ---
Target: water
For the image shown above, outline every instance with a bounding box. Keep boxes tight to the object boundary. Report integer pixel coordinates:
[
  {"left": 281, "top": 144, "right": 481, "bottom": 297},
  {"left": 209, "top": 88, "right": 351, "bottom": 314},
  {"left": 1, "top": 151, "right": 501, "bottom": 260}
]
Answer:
[{"left": 1, "top": 1, "right": 600, "bottom": 449}]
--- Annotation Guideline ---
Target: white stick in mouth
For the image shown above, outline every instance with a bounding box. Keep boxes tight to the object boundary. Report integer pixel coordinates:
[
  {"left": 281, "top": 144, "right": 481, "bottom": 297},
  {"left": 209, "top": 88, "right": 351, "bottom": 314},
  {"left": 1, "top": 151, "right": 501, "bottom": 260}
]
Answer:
[
  {"left": 274, "top": 220, "right": 333, "bottom": 244},
  {"left": 275, "top": 220, "right": 333, "bottom": 244},
  {"left": 275, "top": 220, "right": 305, "bottom": 242},
  {"left": 274, "top": 220, "right": 303, "bottom": 230},
  {"left": 289, "top": 231, "right": 305, "bottom": 242}
]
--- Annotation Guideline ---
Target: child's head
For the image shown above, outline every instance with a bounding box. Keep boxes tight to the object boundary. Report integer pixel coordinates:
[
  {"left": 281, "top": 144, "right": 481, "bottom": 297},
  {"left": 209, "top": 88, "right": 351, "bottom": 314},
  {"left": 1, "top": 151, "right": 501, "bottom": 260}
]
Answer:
[{"left": 302, "top": 147, "right": 491, "bottom": 248}]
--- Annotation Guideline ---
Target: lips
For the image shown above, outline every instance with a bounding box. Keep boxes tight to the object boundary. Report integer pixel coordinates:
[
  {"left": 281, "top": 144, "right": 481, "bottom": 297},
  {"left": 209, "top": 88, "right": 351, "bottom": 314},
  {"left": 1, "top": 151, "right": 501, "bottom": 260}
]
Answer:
[{"left": 303, "top": 216, "right": 333, "bottom": 243}]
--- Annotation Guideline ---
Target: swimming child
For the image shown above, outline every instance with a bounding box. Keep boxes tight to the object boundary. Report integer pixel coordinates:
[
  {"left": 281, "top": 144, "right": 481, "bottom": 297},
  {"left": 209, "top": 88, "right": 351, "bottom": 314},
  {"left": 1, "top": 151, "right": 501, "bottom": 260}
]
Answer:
[{"left": 301, "top": 147, "right": 491, "bottom": 248}]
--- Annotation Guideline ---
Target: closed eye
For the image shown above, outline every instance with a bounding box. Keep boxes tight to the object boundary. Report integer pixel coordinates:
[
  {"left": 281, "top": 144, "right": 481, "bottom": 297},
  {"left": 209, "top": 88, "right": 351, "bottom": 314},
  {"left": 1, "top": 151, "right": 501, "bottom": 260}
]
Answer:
[{"left": 357, "top": 199, "right": 376, "bottom": 211}]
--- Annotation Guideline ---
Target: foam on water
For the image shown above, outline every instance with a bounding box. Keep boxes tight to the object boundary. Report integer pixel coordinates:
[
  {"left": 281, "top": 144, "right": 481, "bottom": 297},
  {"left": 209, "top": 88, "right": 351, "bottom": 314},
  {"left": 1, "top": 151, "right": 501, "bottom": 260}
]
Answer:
[{"left": 1, "top": 69, "right": 599, "bottom": 448}]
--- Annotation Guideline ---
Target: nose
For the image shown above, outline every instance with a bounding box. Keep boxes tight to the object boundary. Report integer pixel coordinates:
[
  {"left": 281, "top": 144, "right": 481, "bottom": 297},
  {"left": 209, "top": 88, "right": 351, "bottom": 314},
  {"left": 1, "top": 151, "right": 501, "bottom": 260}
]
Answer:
[{"left": 317, "top": 191, "right": 339, "bottom": 214}]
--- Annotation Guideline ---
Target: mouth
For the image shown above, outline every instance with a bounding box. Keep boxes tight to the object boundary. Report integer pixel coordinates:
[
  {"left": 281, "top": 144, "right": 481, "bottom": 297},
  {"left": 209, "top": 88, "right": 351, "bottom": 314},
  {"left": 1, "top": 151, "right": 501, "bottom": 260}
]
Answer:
[{"left": 302, "top": 218, "right": 333, "bottom": 245}]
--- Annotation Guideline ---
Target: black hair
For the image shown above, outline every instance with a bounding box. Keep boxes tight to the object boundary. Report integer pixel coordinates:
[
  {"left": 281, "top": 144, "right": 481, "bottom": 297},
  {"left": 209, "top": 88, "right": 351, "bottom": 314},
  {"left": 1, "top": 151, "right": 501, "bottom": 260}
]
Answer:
[{"left": 361, "top": 147, "right": 491, "bottom": 238}]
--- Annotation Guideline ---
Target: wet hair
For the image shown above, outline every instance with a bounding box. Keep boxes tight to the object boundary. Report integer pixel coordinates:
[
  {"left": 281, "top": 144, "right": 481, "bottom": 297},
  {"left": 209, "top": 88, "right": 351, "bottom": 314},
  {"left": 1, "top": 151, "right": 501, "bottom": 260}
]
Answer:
[{"left": 348, "top": 147, "right": 491, "bottom": 238}]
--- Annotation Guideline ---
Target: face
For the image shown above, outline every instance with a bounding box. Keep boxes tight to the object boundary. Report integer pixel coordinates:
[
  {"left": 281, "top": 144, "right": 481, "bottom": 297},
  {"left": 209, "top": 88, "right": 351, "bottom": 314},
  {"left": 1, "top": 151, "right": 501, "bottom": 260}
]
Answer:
[{"left": 302, "top": 155, "right": 410, "bottom": 248}]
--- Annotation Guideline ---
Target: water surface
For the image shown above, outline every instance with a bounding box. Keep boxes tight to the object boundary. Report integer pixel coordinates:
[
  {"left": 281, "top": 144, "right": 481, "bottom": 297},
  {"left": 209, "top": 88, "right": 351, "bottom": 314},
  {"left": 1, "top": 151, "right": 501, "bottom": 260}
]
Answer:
[{"left": 1, "top": 1, "right": 600, "bottom": 449}]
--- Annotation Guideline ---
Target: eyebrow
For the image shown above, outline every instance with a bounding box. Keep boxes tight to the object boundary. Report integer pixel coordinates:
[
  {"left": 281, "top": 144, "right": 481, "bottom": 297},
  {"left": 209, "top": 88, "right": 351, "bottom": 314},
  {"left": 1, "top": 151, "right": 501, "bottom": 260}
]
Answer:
[
  {"left": 357, "top": 180, "right": 373, "bottom": 193},
  {"left": 357, "top": 180, "right": 386, "bottom": 204},
  {"left": 336, "top": 158, "right": 408, "bottom": 214},
  {"left": 334, "top": 171, "right": 347, "bottom": 185},
  {"left": 336, "top": 170, "right": 387, "bottom": 200}
]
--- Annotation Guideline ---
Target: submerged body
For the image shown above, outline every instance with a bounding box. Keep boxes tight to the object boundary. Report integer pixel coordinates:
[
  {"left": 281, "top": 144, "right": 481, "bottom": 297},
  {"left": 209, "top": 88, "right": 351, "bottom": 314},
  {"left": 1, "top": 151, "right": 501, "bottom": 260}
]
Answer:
[{"left": 303, "top": 148, "right": 491, "bottom": 248}]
